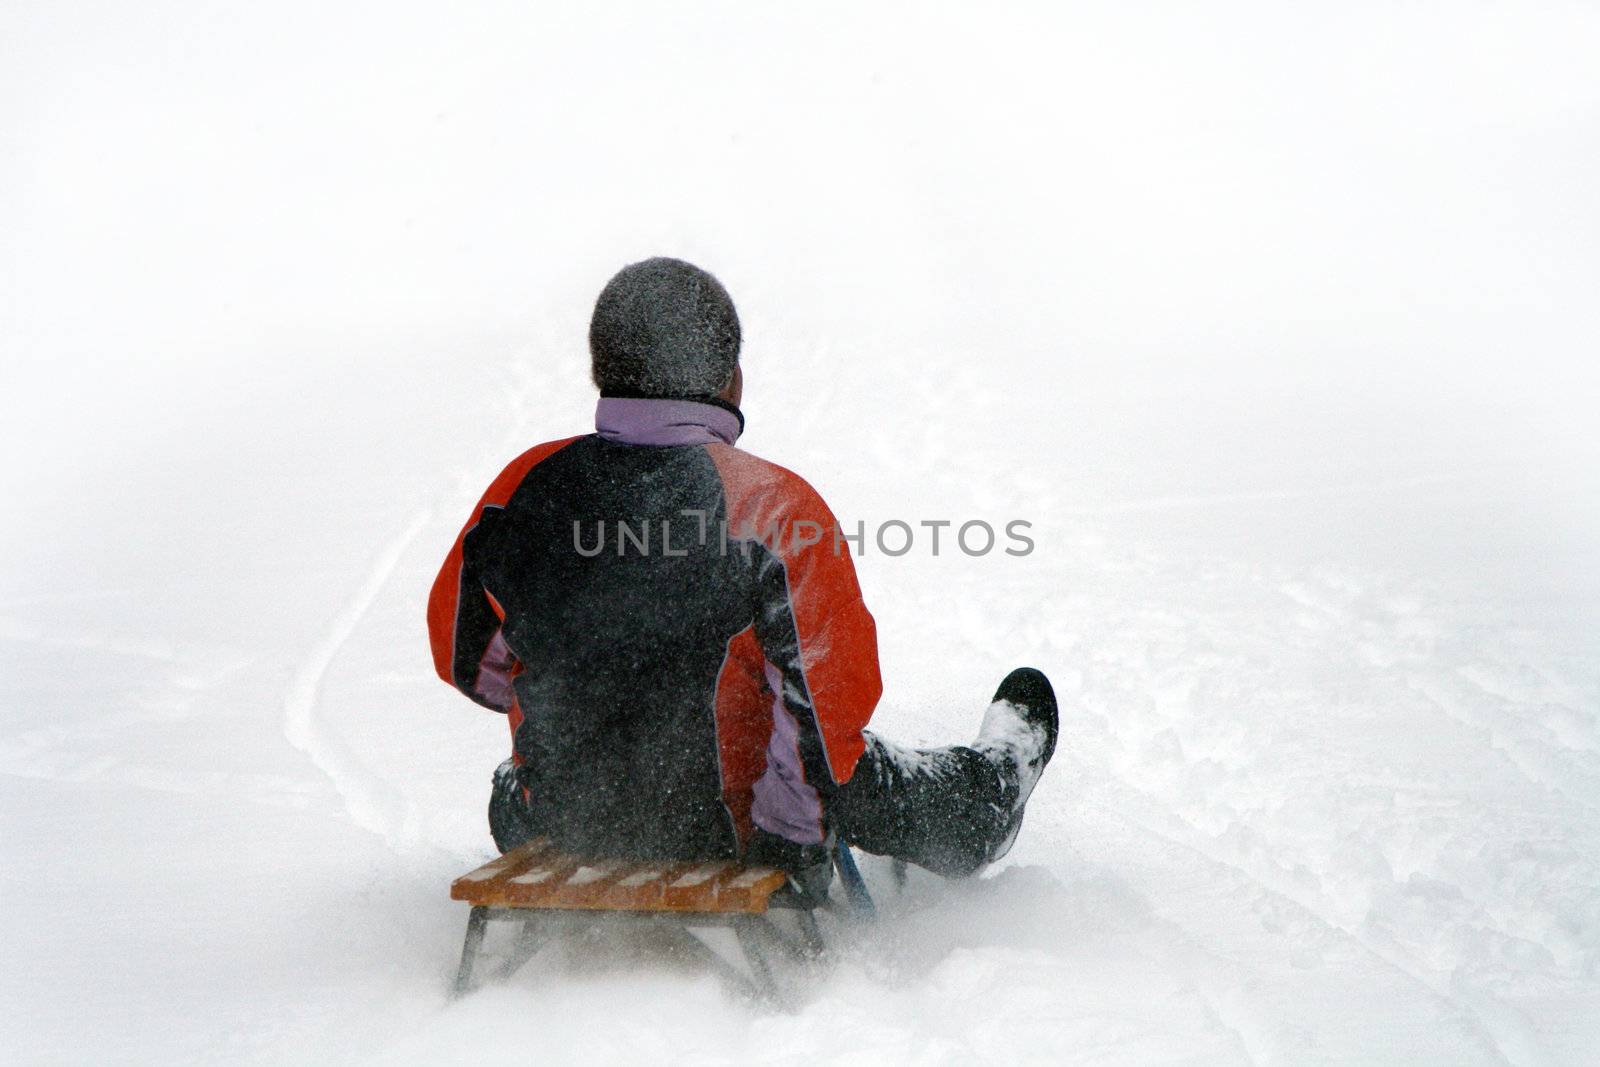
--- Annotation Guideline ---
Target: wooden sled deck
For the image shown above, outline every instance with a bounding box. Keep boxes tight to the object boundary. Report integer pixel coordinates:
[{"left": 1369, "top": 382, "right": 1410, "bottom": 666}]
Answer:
[
  {"left": 449, "top": 838, "right": 847, "bottom": 1006},
  {"left": 450, "top": 838, "right": 791, "bottom": 914}
]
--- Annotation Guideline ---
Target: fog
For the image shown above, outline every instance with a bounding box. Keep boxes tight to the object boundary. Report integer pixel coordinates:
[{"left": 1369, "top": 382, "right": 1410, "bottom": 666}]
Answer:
[{"left": 6, "top": 3, "right": 1598, "bottom": 608}]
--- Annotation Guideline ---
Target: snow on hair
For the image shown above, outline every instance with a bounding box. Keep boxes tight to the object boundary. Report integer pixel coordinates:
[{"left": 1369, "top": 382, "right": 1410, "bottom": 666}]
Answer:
[{"left": 589, "top": 257, "right": 741, "bottom": 398}]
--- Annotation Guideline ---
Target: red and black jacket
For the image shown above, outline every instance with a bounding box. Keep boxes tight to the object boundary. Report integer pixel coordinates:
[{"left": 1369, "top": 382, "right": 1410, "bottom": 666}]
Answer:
[{"left": 427, "top": 397, "right": 882, "bottom": 861}]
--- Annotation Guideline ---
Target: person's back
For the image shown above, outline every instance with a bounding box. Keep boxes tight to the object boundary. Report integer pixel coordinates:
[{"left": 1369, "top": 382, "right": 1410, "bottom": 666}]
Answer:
[{"left": 429, "top": 258, "right": 1058, "bottom": 880}]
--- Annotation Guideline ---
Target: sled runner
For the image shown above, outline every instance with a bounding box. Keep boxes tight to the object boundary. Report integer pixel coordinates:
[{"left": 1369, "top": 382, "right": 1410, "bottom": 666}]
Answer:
[{"left": 448, "top": 837, "right": 883, "bottom": 1005}]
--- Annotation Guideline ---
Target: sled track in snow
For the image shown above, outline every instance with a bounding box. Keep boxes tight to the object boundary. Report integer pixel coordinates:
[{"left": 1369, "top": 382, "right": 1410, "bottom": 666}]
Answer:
[
  {"left": 279, "top": 353, "right": 562, "bottom": 847},
  {"left": 283, "top": 507, "right": 433, "bottom": 842}
]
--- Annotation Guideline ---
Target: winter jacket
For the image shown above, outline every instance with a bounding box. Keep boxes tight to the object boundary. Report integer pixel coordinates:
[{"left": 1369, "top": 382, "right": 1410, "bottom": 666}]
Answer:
[{"left": 427, "top": 396, "right": 882, "bottom": 860}]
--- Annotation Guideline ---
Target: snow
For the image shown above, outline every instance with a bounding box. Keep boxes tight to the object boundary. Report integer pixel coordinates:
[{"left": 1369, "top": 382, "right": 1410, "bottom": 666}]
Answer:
[{"left": 3, "top": 2, "right": 1599, "bottom": 1063}]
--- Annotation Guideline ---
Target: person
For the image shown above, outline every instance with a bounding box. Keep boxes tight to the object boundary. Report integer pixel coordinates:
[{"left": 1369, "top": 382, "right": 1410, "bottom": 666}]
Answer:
[{"left": 427, "top": 257, "right": 1057, "bottom": 886}]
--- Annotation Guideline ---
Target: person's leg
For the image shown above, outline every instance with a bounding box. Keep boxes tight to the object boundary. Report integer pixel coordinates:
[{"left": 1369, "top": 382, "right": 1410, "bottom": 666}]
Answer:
[{"left": 831, "top": 667, "right": 1058, "bottom": 878}]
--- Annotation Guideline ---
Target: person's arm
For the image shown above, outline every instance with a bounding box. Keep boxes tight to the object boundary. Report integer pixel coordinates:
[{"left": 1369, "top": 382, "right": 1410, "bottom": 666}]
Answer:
[
  {"left": 747, "top": 506, "right": 881, "bottom": 791},
  {"left": 426, "top": 437, "right": 580, "bottom": 711},
  {"left": 710, "top": 447, "right": 883, "bottom": 791}
]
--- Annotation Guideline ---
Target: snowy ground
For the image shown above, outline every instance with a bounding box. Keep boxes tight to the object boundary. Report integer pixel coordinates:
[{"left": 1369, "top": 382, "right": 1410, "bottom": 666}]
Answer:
[{"left": 4, "top": 3, "right": 1599, "bottom": 1064}]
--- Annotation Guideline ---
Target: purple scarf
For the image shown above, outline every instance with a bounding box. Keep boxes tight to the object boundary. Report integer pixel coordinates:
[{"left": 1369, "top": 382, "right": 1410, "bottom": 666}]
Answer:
[{"left": 595, "top": 397, "right": 744, "bottom": 446}]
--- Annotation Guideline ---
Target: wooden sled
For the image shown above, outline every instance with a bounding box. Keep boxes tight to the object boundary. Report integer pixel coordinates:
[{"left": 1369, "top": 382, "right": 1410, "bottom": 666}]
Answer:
[{"left": 449, "top": 837, "right": 875, "bottom": 1006}]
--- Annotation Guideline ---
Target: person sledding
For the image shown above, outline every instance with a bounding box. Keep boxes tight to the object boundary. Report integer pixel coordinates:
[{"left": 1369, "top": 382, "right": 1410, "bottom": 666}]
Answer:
[{"left": 427, "top": 257, "right": 1058, "bottom": 895}]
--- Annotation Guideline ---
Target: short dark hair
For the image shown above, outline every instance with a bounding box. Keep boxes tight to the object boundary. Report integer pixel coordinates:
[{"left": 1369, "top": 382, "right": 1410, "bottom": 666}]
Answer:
[{"left": 589, "top": 258, "right": 741, "bottom": 397}]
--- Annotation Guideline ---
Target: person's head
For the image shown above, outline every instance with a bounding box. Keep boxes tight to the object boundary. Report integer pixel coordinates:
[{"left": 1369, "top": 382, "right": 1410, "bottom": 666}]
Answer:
[{"left": 589, "top": 257, "right": 742, "bottom": 403}]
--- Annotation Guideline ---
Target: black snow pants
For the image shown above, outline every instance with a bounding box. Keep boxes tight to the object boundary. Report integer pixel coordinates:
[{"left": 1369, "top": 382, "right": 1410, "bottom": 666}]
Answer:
[{"left": 488, "top": 730, "right": 1021, "bottom": 880}]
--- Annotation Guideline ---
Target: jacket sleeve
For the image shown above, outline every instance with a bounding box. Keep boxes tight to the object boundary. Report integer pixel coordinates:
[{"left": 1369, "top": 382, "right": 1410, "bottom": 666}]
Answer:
[
  {"left": 426, "top": 437, "right": 579, "bottom": 711},
  {"left": 710, "top": 446, "right": 883, "bottom": 788}
]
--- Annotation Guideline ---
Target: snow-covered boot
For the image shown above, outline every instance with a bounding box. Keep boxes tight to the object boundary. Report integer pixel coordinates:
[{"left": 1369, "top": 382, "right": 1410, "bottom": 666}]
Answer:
[{"left": 971, "top": 667, "right": 1058, "bottom": 864}]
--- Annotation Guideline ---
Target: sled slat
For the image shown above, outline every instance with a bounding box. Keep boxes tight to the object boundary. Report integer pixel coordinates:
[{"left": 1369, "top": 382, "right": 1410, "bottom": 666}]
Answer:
[
  {"left": 547, "top": 859, "right": 634, "bottom": 907},
  {"left": 502, "top": 852, "right": 584, "bottom": 905},
  {"left": 716, "top": 865, "right": 789, "bottom": 911},
  {"left": 599, "top": 862, "right": 694, "bottom": 909},
  {"left": 450, "top": 839, "right": 553, "bottom": 901},
  {"left": 661, "top": 861, "right": 739, "bottom": 910}
]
